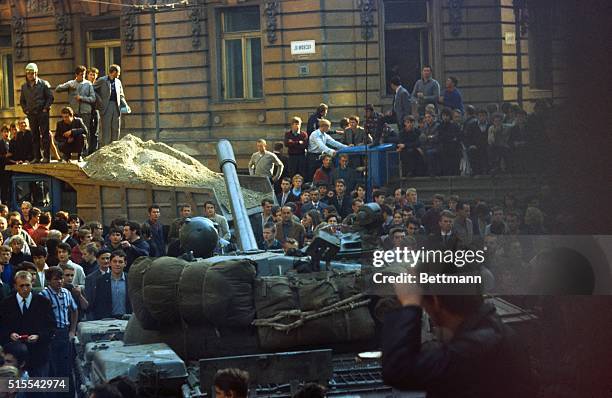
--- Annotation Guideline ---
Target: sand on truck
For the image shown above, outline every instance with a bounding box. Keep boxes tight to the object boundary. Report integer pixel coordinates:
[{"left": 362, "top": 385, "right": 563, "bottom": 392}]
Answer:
[{"left": 81, "top": 134, "right": 266, "bottom": 211}]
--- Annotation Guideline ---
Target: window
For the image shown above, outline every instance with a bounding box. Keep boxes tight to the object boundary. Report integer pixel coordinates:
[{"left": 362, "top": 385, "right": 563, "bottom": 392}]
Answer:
[
  {"left": 0, "top": 27, "right": 13, "bottom": 109},
  {"left": 86, "top": 27, "right": 121, "bottom": 77},
  {"left": 220, "top": 7, "right": 263, "bottom": 99},
  {"left": 527, "top": 1, "right": 553, "bottom": 90},
  {"left": 15, "top": 179, "right": 51, "bottom": 209},
  {"left": 382, "top": 0, "right": 430, "bottom": 95}
]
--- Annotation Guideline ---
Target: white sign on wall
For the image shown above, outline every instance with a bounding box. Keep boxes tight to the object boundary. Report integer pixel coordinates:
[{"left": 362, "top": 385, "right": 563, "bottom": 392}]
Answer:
[{"left": 291, "top": 40, "right": 316, "bottom": 55}]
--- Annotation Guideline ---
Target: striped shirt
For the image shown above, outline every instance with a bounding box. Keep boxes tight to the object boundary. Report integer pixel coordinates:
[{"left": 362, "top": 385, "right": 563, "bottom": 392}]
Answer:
[{"left": 40, "top": 287, "right": 77, "bottom": 329}]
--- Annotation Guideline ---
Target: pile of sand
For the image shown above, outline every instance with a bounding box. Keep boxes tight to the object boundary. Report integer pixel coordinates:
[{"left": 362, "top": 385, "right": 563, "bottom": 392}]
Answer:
[{"left": 82, "top": 135, "right": 265, "bottom": 211}]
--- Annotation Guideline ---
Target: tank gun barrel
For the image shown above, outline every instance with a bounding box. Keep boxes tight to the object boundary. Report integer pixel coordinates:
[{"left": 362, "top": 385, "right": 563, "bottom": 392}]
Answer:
[{"left": 216, "top": 139, "right": 259, "bottom": 252}]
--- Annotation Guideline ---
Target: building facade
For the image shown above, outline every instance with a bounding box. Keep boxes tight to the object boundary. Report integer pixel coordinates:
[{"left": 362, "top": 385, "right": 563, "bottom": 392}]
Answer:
[{"left": 0, "top": 0, "right": 567, "bottom": 167}]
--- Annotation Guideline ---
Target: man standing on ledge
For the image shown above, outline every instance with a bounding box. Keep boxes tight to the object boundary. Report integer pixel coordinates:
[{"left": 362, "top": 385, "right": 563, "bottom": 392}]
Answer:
[
  {"left": 94, "top": 64, "right": 130, "bottom": 147},
  {"left": 248, "top": 139, "right": 284, "bottom": 183},
  {"left": 412, "top": 65, "right": 440, "bottom": 116},
  {"left": 19, "top": 63, "right": 53, "bottom": 163}
]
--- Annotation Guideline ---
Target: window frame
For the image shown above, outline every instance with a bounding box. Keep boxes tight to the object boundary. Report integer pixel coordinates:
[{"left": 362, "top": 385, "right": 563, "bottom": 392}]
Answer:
[
  {"left": 218, "top": 6, "right": 263, "bottom": 101},
  {"left": 0, "top": 48, "right": 14, "bottom": 109},
  {"left": 379, "top": 0, "right": 433, "bottom": 97},
  {"left": 86, "top": 36, "right": 121, "bottom": 77},
  {"left": 83, "top": 23, "right": 121, "bottom": 78}
]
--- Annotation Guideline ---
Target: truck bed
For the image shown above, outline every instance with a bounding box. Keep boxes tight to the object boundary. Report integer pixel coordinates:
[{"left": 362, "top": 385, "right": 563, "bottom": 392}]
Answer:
[{"left": 6, "top": 162, "right": 273, "bottom": 225}]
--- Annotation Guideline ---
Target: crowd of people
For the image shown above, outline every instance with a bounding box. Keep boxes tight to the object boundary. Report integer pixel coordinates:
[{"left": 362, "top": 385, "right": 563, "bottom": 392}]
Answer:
[
  {"left": 0, "top": 65, "right": 562, "bottom": 397},
  {"left": 0, "top": 176, "right": 564, "bottom": 395},
  {"left": 249, "top": 66, "right": 552, "bottom": 190}
]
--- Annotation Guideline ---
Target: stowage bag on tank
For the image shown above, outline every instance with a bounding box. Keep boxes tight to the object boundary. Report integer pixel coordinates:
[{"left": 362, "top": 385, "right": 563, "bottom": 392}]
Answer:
[
  {"left": 202, "top": 259, "right": 257, "bottom": 327},
  {"left": 256, "top": 306, "right": 375, "bottom": 350},
  {"left": 177, "top": 260, "right": 209, "bottom": 325},
  {"left": 254, "top": 271, "right": 375, "bottom": 350},
  {"left": 128, "top": 256, "right": 160, "bottom": 330},
  {"left": 142, "top": 257, "right": 188, "bottom": 324}
]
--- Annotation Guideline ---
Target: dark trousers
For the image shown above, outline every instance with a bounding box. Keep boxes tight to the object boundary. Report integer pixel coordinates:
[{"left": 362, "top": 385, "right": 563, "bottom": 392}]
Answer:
[
  {"left": 489, "top": 145, "right": 511, "bottom": 172},
  {"left": 467, "top": 145, "right": 488, "bottom": 175},
  {"left": 400, "top": 149, "right": 423, "bottom": 177},
  {"left": 424, "top": 148, "right": 440, "bottom": 176},
  {"left": 77, "top": 113, "right": 92, "bottom": 156},
  {"left": 28, "top": 112, "right": 50, "bottom": 161},
  {"left": 58, "top": 135, "right": 85, "bottom": 160},
  {"left": 306, "top": 152, "right": 321, "bottom": 182},
  {"left": 49, "top": 328, "right": 72, "bottom": 398},
  {"left": 287, "top": 154, "right": 306, "bottom": 179},
  {"left": 88, "top": 109, "right": 100, "bottom": 155},
  {"left": 441, "top": 145, "right": 460, "bottom": 176}
]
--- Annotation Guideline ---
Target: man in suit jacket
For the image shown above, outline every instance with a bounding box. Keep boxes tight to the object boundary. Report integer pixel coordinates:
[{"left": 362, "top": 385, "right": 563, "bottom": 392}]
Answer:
[
  {"left": 275, "top": 206, "right": 306, "bottom": 248},
  {"left": 93, "top": 64, "right": 129, "bottom": 147},
  {"left": 0, "top": 271, "right": 55, "bottom": 377},
  {"left": 250, "top": 199, "right": 275, "bottom": 244},
  {"left": 300, "top": 190, "right": 328, "bottom": 217},
  {"left": 425, "top": 210, "right": 462, "bottom": 251},
  {"left": 387, "top": 76, "right": 412, "bottom": 132},
  {"left": 84, "top": 248, "right": 111, "bottom": 318},
  {"left": 329, "top": 179, "right": 352, "bottom": 219},
  {"left": 90, "top": 250, "right": 131, "bottom": 320},
  {"left": 276, "top": 177, "right": 299, "bottom": 207}
]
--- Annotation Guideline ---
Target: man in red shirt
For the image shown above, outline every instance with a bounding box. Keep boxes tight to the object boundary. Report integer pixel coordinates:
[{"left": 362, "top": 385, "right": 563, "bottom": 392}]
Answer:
[
  {"left": 31, "top": 213, "right": 51, "bottom": 246},
  {"left": 24, "top": 207, "right": 40, "bottom": 237}
]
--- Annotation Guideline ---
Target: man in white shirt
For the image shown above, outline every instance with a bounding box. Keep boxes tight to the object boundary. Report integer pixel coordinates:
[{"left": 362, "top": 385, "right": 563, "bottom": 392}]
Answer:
[
  {"left": 306, "top": 118, "right": 347, "bottom": 182},
  {"left": 56, "top": 242, "right": 85, "bottom": 289},
  {"left": 31, "top": 246, "right": 49, "bottom": 290}
]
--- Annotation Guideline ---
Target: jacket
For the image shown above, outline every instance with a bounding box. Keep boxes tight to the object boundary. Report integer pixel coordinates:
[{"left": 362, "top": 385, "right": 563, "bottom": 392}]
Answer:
[
  {"left": 398, "top": 127, "right": 422, "bottom": 164},
  {"left": 276, "top": 191, "right": 300, "bottom": 207},
  {"left": 382, "top": 303, "right": 531, "bottom": 398},
  {"left": 55, "top": 79, "right": 96, "bottom": 115},
  {"left": 392, "top": 85, "right": 412, "bottom": 127},
  {"left": 284, "top": 130, "right": 308, "bottom": 155},
  {"left": 0, "top": 293, "right": 56, "bottom": 368},
  {"left": 425, "top": 232, "right": 462, "bottom": 251},
  {"left": 0, "top": 139, "right": 10, "bottom": 169},
  {"left": 331, "top": 166, "right": 359, "bottom": 192},
  {"left": 306, "top": 112, "right": 324, "bottom": 135},
  {"left": 84, "top": 269, "right": 105, "bottom": 302},
  {"left": 93, "top": 75, "right": 128, "bottom": 116},
  {"left": 123, "top": 238, "right": 150, "bottom": 267},
  {"left": 275, "top": 221, "right": 305, "bottom": 247},
  {"left": 313, "top": 166, "right": 333, "bottom": 186},
  {"left": 19, "top": 78, "right": 54, "bottom": 115},
  {"left": 143, "top": 220, "right": 165, "bottom": 256},
  {"left": 54, "top": 117, "right": 88, "bottom": 148},
  {"left": 91, "top": 272, "right": 132, "bottom": 320},
  {"left": 329, "top": 194, "right": 352, "bottom": 219},
  {"left": 301, "top": 201, "right": 328, "bottom": 217},
  {"left": 343, "top": 126, "right": 370, "bottom": 146}
]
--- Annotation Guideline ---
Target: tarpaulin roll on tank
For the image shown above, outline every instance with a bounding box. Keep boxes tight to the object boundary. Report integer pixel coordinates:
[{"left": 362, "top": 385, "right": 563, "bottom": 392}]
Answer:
[
  {"left": 253, "top": 271, "right": 375, "bottom": 350},
  {"left": 129, "top": 256, "right": 257, "bottom": 329},
  {"left": 127, "top": 256, "right": 160, "bottom": 330}
]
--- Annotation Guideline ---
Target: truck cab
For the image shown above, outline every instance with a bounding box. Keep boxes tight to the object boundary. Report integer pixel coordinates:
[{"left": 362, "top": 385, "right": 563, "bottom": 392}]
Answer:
[{"left": 10, "top": 172, "right": 77, "bottom": 214}]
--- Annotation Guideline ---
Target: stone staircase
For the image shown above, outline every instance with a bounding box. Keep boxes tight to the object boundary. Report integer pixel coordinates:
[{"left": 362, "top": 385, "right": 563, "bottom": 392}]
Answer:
[{"left": 388, "top": 174, "right": 546, "bottom": 205}]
